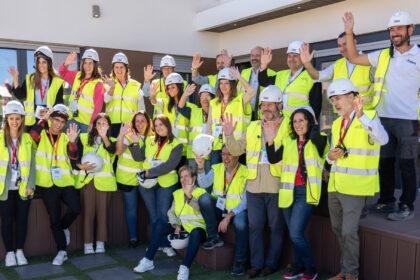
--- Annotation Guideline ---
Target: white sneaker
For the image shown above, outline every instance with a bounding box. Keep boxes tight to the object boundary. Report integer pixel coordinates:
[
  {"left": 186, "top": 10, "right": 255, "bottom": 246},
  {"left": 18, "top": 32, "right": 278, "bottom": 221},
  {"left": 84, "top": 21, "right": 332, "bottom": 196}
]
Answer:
[
  {"left": 95, "top": 241, "right": 105, "bottom": 253},
  {"left": 84, "top": 243, "right": 95, "bottom": 255},
  {"left": 133, "top": 257, "right": 154, "bottom": 273},
  {"left": 63, "top": 228, "right": 70, "bottom": 246},
  {"left": 52, "top": 250, "right": 68, "bottom": 266},
  {"left": 177, "top": 265, "right": 189, "bottom": 280},
  {"left": 162, "top": 247, "right": 176, "bottom": 257},
  {"left": 5, "top": 251, "right": 17, "bottom": 267},
  {"left": 15, "top": 249, "right": 28, "bottom": 266}
]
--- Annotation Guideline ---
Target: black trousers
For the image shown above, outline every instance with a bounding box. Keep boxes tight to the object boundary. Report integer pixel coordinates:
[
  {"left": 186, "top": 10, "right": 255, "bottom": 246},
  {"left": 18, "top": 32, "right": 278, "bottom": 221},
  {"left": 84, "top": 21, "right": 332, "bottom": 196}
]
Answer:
[
  {"left": 40, "top": 186, "right": 81, "bottom": 251},
  {"left": 0, "top": 190, "right": 31, "bottom": 252}
]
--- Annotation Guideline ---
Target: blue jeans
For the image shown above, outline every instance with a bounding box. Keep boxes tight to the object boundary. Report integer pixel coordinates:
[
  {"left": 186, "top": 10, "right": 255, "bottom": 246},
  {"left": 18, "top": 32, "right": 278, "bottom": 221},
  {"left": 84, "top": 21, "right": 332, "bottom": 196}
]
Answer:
[
  {"left": 138, "top": 183, "right": 178, "bottom": 247},
  {"left": 122, "top": 187, "right": 141, "bottom": 241},
  {"left": 282, "top": 186, "right": 315, "bottom": 270}
]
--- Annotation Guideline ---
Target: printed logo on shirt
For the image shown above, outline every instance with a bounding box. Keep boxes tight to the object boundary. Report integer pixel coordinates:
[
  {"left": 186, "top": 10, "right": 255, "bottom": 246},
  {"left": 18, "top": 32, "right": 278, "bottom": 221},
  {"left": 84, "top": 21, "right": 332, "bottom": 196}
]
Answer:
[{"left": 406, "top": 59, "right": 416, "bottom": 65}]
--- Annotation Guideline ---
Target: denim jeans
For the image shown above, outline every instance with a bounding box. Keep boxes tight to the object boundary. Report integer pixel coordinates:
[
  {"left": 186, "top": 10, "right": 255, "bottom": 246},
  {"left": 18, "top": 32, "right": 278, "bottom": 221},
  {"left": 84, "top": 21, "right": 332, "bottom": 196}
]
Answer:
[
  {"left": 282, "top": 186, "right": 315, "bottom": 270},
  {"left": 198, "top": 193, "right": 249, "bottom": 263},
  {"left": 138, "top": 183, "right": 178, "bottom": 247},
  {"left": 122, "top": 187, "right": 142, "bottom": 241}
]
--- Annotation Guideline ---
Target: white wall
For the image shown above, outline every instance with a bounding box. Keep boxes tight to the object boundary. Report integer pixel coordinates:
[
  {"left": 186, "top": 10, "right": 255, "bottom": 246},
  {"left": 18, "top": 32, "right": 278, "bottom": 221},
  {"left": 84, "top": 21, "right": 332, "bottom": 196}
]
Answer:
[
  {"left": 0, "top": 0, "right": 219, "bottom": 57},
  {"left": 218, "top": 0, "right": 420, "bottom": 56}
]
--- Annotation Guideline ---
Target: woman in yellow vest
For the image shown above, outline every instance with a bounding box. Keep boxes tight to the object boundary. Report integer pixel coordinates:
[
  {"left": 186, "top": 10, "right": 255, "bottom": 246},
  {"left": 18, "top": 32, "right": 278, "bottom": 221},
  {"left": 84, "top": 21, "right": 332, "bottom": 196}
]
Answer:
[
  {"left": 207, "top": 67, "right": 254, "bottom": 164},
  {"left": 134, "top": 165, "right": 207, "bottom": 280},
  {"left": 133, "top": 114, "right": 183, "bottom": 257},
  {"left": 68, "top": 113, "right": 117, "bottom": 255},
  {"left": 178, "top": 83, "right": 215, "bottom": 171},
  {"left": 60, "top": 49, "right": 105, "bottom": 133},
  {"left": 104, "top": 53, "right": 143, "bottom": 138},
  {"left": 8, "top": 46, "right": 65, "bottom": 128},
  {"left": 265, "top": 106, "right": 327, "bottom": 280},
  {"left": 115, "top": 111, "right": 151, "bottom": 248},
  {"left": 0, "top": 101, "right": 35, "bottom": 267}
]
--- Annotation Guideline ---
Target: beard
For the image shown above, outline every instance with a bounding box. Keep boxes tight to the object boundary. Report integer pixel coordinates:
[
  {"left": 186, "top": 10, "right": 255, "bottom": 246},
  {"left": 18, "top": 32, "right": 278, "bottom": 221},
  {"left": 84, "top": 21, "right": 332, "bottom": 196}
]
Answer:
[
  {"left": 251, "top": 59, "right": 260, "bottom": 68},
  {"left": 391, "top": 33, "right": 410, "bottom": 47}
]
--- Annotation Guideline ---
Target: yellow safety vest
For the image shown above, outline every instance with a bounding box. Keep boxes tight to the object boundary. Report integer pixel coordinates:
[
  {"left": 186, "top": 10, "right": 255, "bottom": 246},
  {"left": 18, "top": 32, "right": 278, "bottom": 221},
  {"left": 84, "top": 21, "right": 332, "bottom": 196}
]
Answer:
[
  {"left": 173, "top": 187, "right": 206, "bottom": 233},
  {"left": 187, "top": 107, "right": 209, "bottom": 159},
  {"left": 35, "top": 130, "right": 74, "bottom": 188},
  {"left": 208, "top": 74, "right": 217, "bottom": 89},
  {"left": 0, "top": 132, "right": 33, "bottom": 198},
  {"left": 211, "top": 163, "right": 247, "bottom": 211},
  {"left": 68, "top": 72, "right": 102, "bottom": 125},
  {"left": 210, "top": 96, "right": 250, "bottom": 151},
  {"left": 246, "top": 118, "right": 290, "bottom": 180},
  {"left": 328, "top": 110, "right": 380, "bottom": 196},
  {"left": 24, "top": 74, "right": 64, "bottom": 126},
  {"left": 106, "top": 78, "right": 141, "bottom": 124},
  {"left": 241, "top": 67, "right": 276, "bottom": 93},
  {"left": 278, "top": 137, "right": 325, "bottom": 208},
  {"left": 116, "top": 135, "right": 144, "bottom": 186},
  {"left": 143, "top": 136, "right": 181, "bottom": 188},
  {"left": 274, "top": 69, "right": 313, "bottom": 117},
  {"left": 75, "top": 133, "right": 117, "bottom": 191},
  {"left": 333, "top": 58, "right": 373, "bottom": 109},
  {"left": 151, "top": 78, "right": 187, "bottom": 114}
]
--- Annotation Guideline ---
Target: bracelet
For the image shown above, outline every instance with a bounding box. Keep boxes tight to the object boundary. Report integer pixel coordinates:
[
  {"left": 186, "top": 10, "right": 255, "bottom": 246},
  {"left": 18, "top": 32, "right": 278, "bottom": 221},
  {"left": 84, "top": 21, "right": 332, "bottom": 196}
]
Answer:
[{"left": 191, "top": 67, "right": 198, "bottom": 72}]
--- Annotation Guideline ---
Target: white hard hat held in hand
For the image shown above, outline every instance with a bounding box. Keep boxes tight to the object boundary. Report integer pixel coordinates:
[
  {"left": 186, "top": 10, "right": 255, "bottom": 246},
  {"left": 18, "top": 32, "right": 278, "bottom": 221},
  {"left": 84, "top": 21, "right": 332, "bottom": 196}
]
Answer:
[
  {"left": 193, "top": 134, "right": 214, "bottom": 158},
  {"left": 160, "top": 55, "right": 176, "bottom": 67},
  {"left": 81, "top": 152, "right": 104, "bottom": 173},
  {"left": 82, "top": 49, "right": 100, "bottom": 62},
  {"left": 4, "top": 100, "right": 25, "bottom": 115},
  {"left": 287, "top": 40, "right": 304, "bottom": 54},
  {"left": 35, "top": 46, "right": 54, "bottom": 61},
  {"left": 327, "top": 78, "right": 358, "bottom": 98},
  {"left": 112, "top": 52, "right": 129, "bottom": 65},
  {"left": 168, "top": 232, "right": 189, "bottom": 250},
  {"left": 165, "top": 73, "right": 184, "bottom": 86},
  {"left": 259, "top": 85, "right": 283, "bottom": 104},
  {"left": 388, "top": 11, "right": 413, "bottom": 28}
]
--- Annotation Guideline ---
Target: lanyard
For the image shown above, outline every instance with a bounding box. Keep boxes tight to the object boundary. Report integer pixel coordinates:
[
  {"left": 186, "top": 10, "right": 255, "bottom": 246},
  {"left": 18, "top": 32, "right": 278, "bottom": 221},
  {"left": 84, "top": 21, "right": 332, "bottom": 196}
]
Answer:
[
  {"left": 220, "top": 99, "right": 229, "bottom": 122},
  {"left": 11, "top": 141, "right": 19, "bottom": 165},
  {"left": 154, "top": 139, "right": 167, "bottom": 159},
  {"left": 39, "top": 79, "right": 49, "bottom": 102},
  {"left": 338, "top": 115, "right": 355, "bottom": 145},
  {"left": 75, "top": 78, "right": 92, "bottom": 99},
  {"left": 48, "top": 130, "right": 61, "bottom": 162},
  {"left": 223, "top": 164, "right": 239, "bottom": 195}
]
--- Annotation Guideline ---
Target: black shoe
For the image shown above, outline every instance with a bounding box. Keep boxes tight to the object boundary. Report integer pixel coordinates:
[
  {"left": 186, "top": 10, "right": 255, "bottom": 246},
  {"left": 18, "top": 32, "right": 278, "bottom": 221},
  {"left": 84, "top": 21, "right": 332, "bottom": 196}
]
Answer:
[
  {"left": 128, "top": 239, "right": 139, "bottom": 248},
  {"left": 247, "top": 267, "right": 261, "bottom": 278},
  {"left": 370, "top": 202, "right": 396, "bottom": 213},
  {"left": 231, "top": 261, "right": 246, "bottom": 276},
  {"left": 387, "top": 204, "right": 414, "bottom": 221},
  {"left": 201, "top": 236, "right": 224, "bottom": 250},
  {"left": 260, "top": 267, "right": 276, "bottom": 277}
]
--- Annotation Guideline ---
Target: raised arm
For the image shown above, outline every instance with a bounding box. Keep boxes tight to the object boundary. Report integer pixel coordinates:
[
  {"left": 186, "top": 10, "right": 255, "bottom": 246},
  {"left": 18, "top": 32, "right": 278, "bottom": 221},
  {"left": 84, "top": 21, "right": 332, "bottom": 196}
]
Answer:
[
  {"left": 342, "top": 12, "right": 371, "bottom": 66},
  {"left": 300, "top": 43, "right": 320, "bottom": 80}
]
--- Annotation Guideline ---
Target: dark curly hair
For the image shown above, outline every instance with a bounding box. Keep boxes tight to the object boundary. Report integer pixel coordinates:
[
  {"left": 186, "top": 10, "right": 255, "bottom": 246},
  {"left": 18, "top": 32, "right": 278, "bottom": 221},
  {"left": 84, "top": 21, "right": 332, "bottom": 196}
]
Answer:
[{"left": 289, "top": 108, "right": 316, "bottom": 140}]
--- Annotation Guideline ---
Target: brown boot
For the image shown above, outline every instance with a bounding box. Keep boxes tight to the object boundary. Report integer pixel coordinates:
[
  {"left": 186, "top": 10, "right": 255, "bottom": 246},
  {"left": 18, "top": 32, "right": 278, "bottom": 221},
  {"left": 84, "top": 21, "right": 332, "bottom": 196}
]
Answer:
[
  {"left": 345, "top": 273, "right": 358, "bottom": 280},
  {"left": 328, "top": 272, "right": 344, "bottom": 280}
]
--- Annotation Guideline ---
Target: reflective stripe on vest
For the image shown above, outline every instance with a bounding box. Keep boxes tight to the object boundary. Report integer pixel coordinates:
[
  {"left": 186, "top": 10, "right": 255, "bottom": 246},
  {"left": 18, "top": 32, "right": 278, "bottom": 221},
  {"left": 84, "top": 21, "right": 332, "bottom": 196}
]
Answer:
[
  {"left": 372, "top": 49, "right": 391, "bottom": 109},
  {"left": 116, "top": 135, "right": 144, "bottom": 186},
  {"left": 173, "top": 188, "right": 206, "bottom": 233},
  {"left": 106, "top": 79, "right": 141, "bottom": 124},
  {"left": 187, "top": 107, "right": 208, "bottom": 159}
]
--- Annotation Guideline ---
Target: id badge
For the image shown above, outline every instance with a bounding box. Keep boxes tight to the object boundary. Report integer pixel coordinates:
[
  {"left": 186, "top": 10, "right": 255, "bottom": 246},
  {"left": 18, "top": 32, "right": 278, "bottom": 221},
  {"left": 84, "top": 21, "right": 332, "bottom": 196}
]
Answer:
[
  {"left": 51, "top": 166, "right": 62, "bottom": 180},
  {"left": 11, "top": 169, "right": 19, "bottom": 183},
  {"left": 213, "top": 124, "right": 223, "bottom": 138},
  {"left": 173, "top": 127, "right": 179, "bottom": 138},
  {"left": 216, "top": 197, "right": 226, "bottom": 211},
  {"left": 70, "top": 100, "right": 79, "bottom": 112}
]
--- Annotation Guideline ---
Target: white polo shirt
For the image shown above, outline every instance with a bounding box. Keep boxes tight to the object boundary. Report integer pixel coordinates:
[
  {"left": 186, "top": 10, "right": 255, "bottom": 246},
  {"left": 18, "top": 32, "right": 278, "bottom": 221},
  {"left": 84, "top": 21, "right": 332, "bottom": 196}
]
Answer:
[{"left": 368, "top": 44, "right": 420, "bottom": 120}]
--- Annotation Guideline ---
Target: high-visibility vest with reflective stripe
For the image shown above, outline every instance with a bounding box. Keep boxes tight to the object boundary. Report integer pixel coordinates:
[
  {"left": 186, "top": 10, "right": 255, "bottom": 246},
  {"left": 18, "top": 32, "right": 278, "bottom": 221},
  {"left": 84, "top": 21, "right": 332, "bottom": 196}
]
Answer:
[
  {"left": 116, "top": 135, "right": 144, "bottom": 186},
  {"left": 211, "top": 163, "right": 247, "bottom": 211},
  {"left": 68, "top": 72, "right": 102, "bottom": 125},
  {"left": 143, "top": 136, "right": 181, "bottom": 188},
  {"left": 75, "top": 133, "right": 117, "bottom": 191},
  {"left": 106, "top": 79, "right": 141, "bottom": 124},
  {"left": 208, "top": 74, "right": 217, "bottom": 89},
  {"left": 333, "top": 58, "right": 374, "bottom": 110},
  {"left": 246, "top": 118, "right": 290, "bottom": 180},
  {"left": 210, "top": 96, "right": 249, "bottom": 150},
  {"left": 24, "top": 74, "right": 64, "bottom": 126},
  {"left": 278, "top": 137, "right": 325, "bottom": 208},
  {"left": 173, "top": 187, "right": 206, "bottom": 233},
  {"left": 152, "top": 78, "right": 187, "bottom": 115},
  {"left": 187, "top": 107, "right": 210, "bottom": 159},
  {"left": 274, "top": 69, "right": 313, "bottom": 117},
  {"left": 241, "top": 67, "right": 276, "bottom": 93},
  {"left": 328, "top": 110, "right": 380, "bottom": 196},
  {"left": 0, "top": 132, "right": 33, "bottom": 198},
  {"left": 35, "top": 130, "right": 74, "bottom": 188}
]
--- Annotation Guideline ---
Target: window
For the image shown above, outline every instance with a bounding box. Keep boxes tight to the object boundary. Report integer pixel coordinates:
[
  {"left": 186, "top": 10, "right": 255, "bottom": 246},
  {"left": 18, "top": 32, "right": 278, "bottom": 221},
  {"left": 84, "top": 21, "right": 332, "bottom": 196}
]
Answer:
[{"left": 0, "top": 48, "right": 17, "bottom": 85}]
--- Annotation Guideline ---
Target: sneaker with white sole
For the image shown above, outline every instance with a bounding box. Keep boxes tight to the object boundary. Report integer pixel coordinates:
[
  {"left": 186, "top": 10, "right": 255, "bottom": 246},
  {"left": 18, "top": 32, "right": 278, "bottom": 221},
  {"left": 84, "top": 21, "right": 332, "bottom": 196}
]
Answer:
[
  {"left": 177, "top": 265, "right": 189, "bottom": 280},
  {"left": 63, "top": 228, "right": 70, "bottom": 246},
  {"left": 95, "top": 241, "right": 105, "bottom": 253},
  {"left": 52, "top": 250, "right": 68, "bottom": 266},
  {"left": 5, "top": 251, "right": 17, "bottom": 267},
  {"left": 15, "top": 249, "right": 28, "bottom": 266},
  {"left": 162, "top": 247, "right": 176, "bottom": 257},
  {"left": 84, "top": 243, "right": 95, "bottom": 255},
  {"left": 133, "top": 257, "right": 154, "bottom": 273}
]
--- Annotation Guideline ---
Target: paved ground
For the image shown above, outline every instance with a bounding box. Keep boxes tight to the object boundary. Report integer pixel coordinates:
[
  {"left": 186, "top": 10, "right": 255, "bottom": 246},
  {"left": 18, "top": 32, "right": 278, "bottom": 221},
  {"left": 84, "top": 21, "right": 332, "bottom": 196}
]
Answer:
[{"left": 0, "top": 244, "right": 330, "bottom": 279}]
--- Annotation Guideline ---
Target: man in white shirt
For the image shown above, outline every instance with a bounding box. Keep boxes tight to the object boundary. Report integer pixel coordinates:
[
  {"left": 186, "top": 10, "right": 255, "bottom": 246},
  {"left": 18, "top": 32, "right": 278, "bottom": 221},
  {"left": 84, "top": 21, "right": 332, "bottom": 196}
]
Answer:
[{"left": 342, "top": 11, "right": 420, "bottom": 221}]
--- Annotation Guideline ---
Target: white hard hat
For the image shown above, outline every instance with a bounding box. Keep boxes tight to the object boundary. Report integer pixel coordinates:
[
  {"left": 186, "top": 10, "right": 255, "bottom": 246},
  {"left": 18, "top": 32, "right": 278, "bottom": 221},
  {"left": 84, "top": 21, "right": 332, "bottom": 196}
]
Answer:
[
  {"left": 138, "top": 176, "right": 158, "bottom": 189},
  {"left": 81, "top": 152, "right": 104, "bottom": 173},
  {"left": 388, "top": 11, "right": 413, "bottom": 28},
  {"left": 217, "top": 68, "right": 236, "bottom": 81},
  {"left": 168, "top": 232, "right": 189, "bottom": 250},
  {"left": 52, "top": 104, "right": 69, "bottom": 117},
  {"left": 160, "top": 55, "right": 176, "bottom": 68},
  {"left": 259, "top": 85, "right": 283, "bottom": 103},
  {"left": 287, "top": 40, "right": 304, "bottom": 54},
  {"left": 199, "top": 84, "right": 215, "bottom": 95},
  {"left": 165, "top": 73, "right": 184, "bottom": 86},
  {"left": 82, "top": 49, "right": 99, "bottom": 62},
  {"left": 192, "top": 134, "right": 214, "bottom": 158},
  {"left": 294, "top": 105, "right": 316, "bottom": 120},
  {"left": 327, "top": 78, "right": 358, "bottom": 98},
  {"left": 4, "top": 100, "right": 25, "bottom": 115},
  {"left": 35, "top": 46, "right": 53, "bottom": 61},
  {"left": 112, "top": 52, "right": 128, "bottom": 65}
]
